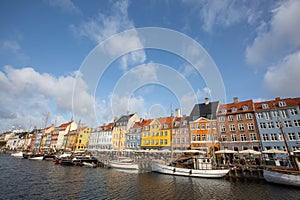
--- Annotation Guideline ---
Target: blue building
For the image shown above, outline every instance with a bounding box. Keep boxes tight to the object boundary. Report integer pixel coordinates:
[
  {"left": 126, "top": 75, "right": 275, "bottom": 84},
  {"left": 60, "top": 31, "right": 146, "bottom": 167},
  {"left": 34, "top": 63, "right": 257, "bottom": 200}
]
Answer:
[
  {"left": 126, "top": 121, "right": 144, "bottom": 150},
  {"left": 254, "top": 97, "right": 300, "bottom": 154}
]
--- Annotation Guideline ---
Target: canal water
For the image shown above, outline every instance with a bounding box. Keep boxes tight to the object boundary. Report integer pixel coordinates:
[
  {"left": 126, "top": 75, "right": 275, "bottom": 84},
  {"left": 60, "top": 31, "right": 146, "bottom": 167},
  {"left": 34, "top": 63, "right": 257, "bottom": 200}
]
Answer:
[{"left": 0, "top": 154, "right": 299, "bottom": 200}]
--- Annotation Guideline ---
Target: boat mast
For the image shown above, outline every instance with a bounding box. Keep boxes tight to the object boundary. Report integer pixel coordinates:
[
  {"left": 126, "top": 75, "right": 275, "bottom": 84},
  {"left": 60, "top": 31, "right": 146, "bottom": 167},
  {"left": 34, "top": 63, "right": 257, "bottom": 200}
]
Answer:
[
  {"left": 273, "top": 103, "right": 297, "bottom": 170},
  {"left": 64, "top": 117, "right": 73, "bottom": 153},
  {"left": 73, "top": 120, "right": 81, "bottom": 153},
  {"left": 38, "top": 112, "right": 50, "bottom": 152}
]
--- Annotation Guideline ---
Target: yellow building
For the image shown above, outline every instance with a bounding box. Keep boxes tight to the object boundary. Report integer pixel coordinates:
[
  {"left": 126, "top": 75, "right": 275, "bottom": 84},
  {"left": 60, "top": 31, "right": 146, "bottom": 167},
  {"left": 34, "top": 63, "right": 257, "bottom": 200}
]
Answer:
[
  {"left": 141, "top": 117, "right": 173, "bottom": 150},
  {"left": 75, "top": 126, "right": 91, "bottom": 151},
  {"left": 112, "top": 113, "right": 140, "bottom": 150}
]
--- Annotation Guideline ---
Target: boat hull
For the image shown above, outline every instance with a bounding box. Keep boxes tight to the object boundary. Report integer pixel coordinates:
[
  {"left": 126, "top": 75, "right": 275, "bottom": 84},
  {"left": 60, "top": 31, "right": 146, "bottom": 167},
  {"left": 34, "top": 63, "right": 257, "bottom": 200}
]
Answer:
[
  {"left": 152, "top": 162, "right": 229, "bottom": 178},
  {"left": 108, "top": 161, "right": 139, "bottom": 170},
  {"left": 28, "top": 156, "right": 44, "bottom": 161},
  {"left": 263, "top": 169, "right": 300, "bottom": 187},
  {"left": 11, "top": 152, "right": 23, "bottom": 158}
]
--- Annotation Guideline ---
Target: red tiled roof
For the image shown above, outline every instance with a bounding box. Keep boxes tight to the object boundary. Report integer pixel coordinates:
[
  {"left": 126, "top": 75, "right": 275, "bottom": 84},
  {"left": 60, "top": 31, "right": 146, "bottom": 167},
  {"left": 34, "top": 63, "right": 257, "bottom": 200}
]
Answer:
[
  {"left": 218, "top": 99, "right": 254, "bottom": 114},
  {"left": 254, "top": 97, "right": 300, "bottom": 111},
  {"left": 59, "top": 121, "right": 73, "bottom": 128}
]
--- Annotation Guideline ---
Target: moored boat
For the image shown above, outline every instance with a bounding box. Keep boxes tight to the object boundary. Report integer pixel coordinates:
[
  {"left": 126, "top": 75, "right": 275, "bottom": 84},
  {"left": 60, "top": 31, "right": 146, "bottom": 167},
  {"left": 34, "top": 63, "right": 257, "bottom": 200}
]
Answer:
[
  {"left": 152, "top": 155, "right": 229, "bottom": 178},
  {"left": 11, "top": 151, "right": 23, "bottom": 158},
  {"left": 108, "top": 157, "right": 139, "bottom": 170},
  {"left": 263, "top": 168, "right": 300, "bottom": 187}
]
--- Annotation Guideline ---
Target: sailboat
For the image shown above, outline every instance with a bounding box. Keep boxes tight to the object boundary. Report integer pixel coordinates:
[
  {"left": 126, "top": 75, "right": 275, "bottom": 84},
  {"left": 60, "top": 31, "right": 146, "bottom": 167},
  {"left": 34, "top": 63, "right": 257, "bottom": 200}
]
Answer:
[
  {"left": 108, "top": 129, "right": 138, "bottom": 170},
  {"left": 151, "top": 113, "right": 230, "bottom": 178},
  {"left": 263, "top": 104, "right": 300, "bottom": 187}
]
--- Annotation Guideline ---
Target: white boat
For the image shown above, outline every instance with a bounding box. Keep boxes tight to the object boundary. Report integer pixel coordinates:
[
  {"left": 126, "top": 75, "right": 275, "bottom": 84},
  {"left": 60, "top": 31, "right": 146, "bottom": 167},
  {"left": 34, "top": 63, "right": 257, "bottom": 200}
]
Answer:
[
  {"left": 108, "top": 157, "right": 139, "bottom": 170},
  {"left": 263, "top": 169, "right": 300, "bottom": 187},
  {"left": 28, "top": 155, "right": 44, "bottom": 160},
  {"left": 11, "top": 151, "right": 23, "bottom": 158},
  {"left": 152, "top": 156, "right": 229, "bottom": 178}
]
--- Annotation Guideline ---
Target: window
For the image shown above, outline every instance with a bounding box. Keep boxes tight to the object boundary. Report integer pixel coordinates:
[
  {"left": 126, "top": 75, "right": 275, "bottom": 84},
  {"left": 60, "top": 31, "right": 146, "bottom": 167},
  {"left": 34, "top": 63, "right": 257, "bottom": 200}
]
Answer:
[
  {"left": 276, "top": 121, "right": 281, "bottom": 128},
  {"left": 242, "top": 105, "right": 248, "bottom": 111},
  {"left": 263, "top": 134, "right": 269, "bottom": 141},
  {"left": 219, "top": 116, "right": 225, "bottom": 122},
  {"left": 196, "top": 134, "right": 201, "bottom": 141},
  {"left": 260, "top": 122, "right": 266, "bottom": 129},
  {"left": 164, "top": 124, "right": 168, "bottom": 129},
  {"left": 281, "top": 110, "right": 288, "bottom": 118},
  {"left": 288, "top": 132, "right": 296, "bottom": 140},
  {"left": 278, "top": 101, "right": 286, "bottom": 107},
  {"left": 230, "top": 124, "right": 236, "bottom": 131},
  {"left": 201, "top": 124, "right": 205, "bottom": 130},
  {"left": 164, "top": 139, "right": 168, "bottom": 144},
  {"left": 284, "top": 120, "right": 292, "bottom": 128},
  {"left": 196, "top": 124, "right": 200, "bottom": 130},
  {"left": 238, "top": 124, "right": 245, "bottom": 131},
  {"left": 267, "top": 122, "right": 274, "bottom": 129},
  {"left": 221, "top": 109, "right": 227, "bottom": 114},
  {"left": 237, "top": 114, "right": 242, "bottom": 121},
  {"left": 291, "top": 108, "right": 298, "bottom": 116},
  {"left": 202, "top": 134, "right": 206, "bottom": 141},
  {"left": 231, "top": 107, "right": 237, "bottom": 112},
  {"left": 206, "top": 123, "right": 211, "bottom": 129},
  {"left": 221, "top": 135, "right": 227, "bottom": 141},
  {"left": 191, "top": 124, "right": 195, "bottom": 130},
  {"left": 228, "top": 115, "right": 234, "bottom": 121},
  {"left": 273, "top": 111, "right": 279, "bottom": 117},
  {"left": 294, "top": 120, "right": 300, "bottom": 127},
  {"left": 250, "top": 133, "right": 257, "bottom": 141},
  {"left": 240, "top": 134, "right": 247, "bottom": 141},
  {"left": 247, "top": 123, "right": 254, "bottom": 130},
  {"left": 220, "top": 125, "right": 226, "bottom": 132},
  {"left": 270, "top": 133, "right": 278, "bottom": 141},
  {"left": 231, "top": 134, "right": 237, "bottom": 141},
  {"left": 262, "top": 104, "right": 269, "bottom": 109},
  {"left": 191, "top": 135, "right": 196, "bottom": 141},
  {"left": 265, "top": 112, "right": 271, "bottom": 120},
  {"left": 164, "top": 131, "right": 168, "bottom": 136},
  {"left": 257, "top": 113, "right": 263, "bottom": 119},
  {"left": 245, "top": 113, "right": 252, "bottom": 119}
]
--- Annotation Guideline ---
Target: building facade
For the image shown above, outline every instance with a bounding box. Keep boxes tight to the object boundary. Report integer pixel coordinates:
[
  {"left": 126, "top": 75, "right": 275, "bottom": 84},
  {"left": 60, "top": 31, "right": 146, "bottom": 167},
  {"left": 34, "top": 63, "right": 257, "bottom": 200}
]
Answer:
[
  {"left": 254, "top": 97, "right": 300, "bottom": 153},
  {"left": 217, "top": 98, "right": 260, "bottom": 151}
]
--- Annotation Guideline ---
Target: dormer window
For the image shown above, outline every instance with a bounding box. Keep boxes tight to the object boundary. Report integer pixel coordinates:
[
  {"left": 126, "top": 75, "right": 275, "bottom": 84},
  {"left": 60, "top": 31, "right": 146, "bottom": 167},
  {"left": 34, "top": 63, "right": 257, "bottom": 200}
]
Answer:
[
  {"left": 164, "top": 124, "right": 168, "bottom": 129},
  {"left": 231, "top": 107, "right": 237, "bottom": 112},
  {"left": 278, "top": 101, "right": 286, "bottom": 107},
  {"left": 242, "top": 105, "right": 248, "bottom": 111},
  {"left": 262, "top": 104, "right": 269, "bottom": 109},
  {"left": 221, "top": 109, "right": 227, "bottom": 114}
]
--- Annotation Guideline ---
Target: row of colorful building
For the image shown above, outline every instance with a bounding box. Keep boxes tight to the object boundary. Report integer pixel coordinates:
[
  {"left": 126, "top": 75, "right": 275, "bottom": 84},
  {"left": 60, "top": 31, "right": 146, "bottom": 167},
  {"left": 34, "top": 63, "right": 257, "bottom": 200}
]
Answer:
[{"left": 1, "top": 96, "right": 300, "bottom": 155}]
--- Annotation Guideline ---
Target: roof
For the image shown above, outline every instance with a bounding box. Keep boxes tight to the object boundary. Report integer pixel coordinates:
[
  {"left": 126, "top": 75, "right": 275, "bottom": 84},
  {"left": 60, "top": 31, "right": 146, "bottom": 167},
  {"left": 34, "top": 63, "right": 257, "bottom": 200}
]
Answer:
[
  {"left": 173, "top": 116, "right": 190, "bottom": 128},
  {"left": 114, "top": 113, "right": 135, "bottom": 126},
  {"left": 99, "top": 122, "right": 114, "bottom": 131},
  {"left": 156, "top": 116, "right": 173, "bottom": 130},
  {"left": 189, "top": 101, "right": 219, "bottom": 120},
  {"left": 254, "top": 97, "right": 300, "bottom": 111},
  {"left": 59, "top": 121, "right": 73, "bottom": 129},
  {"left": 218, "top": 99, "right": 253, "bottom": 115}
]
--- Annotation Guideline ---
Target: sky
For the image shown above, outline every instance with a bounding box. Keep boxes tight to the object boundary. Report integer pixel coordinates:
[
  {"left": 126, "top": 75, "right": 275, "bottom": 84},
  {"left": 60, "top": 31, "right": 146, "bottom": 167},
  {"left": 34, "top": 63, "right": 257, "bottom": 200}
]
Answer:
[{"left": 0, "top": 0, "right": 300, "bottom": 132}]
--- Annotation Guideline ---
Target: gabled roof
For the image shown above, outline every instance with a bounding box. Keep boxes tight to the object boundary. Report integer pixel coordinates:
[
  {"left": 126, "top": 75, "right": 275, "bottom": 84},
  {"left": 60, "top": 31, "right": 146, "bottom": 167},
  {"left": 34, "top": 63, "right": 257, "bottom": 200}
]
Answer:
[
  {"left": 59, "top": 121, "right": 73, "bottom": 129},
  {"left": 190, "top": 101, "right": 219, "bottom": 120},
  {"left": 99, "top": 122, "right": 114, "bottom": 131},
  {"left": 115, "top": 113, "right": 135, "bottom": 126},
  {"left": 173, "top": 116, "right": 189, "bottom": 128},
  {"left": 156, "top": 116, "right": 173, "bottom": 130}
]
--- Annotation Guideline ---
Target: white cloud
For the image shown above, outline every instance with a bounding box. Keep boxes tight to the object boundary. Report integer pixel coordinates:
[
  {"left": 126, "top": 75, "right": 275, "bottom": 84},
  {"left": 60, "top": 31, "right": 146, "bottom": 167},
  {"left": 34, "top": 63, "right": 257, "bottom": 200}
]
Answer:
[
  {"left": 70, "top": 0, "right": 146, "bottom": 71},
  {"left": 46, "top": 0, "right": 81, "bottom": 15},
  {"left": 0, "top": 66, "right": 96, "bottom": 132},
  {"left": 263, "top": 51, "right": 300, "bottom": 96},
  {"left": 246, "top": 0, "right": 300, "bottom": 66},
  {"left": 0, "top": 40, "right": 29, "bottom": 63},
  {"left": 184, "top": 0, "right": 255, "bottom": 33}
]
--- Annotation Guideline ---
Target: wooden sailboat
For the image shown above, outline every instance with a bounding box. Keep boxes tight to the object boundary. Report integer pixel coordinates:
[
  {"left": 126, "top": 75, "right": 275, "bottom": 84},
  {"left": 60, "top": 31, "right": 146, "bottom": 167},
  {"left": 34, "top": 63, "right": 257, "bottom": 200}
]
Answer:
[
  {"left": 263, "top": 104, "right": 300, "bottom": 187},
  {"left": 151, "top": 111, "right": 230, "bottom": 178},
  {"left": 108, "top": 128, "right": 138, "bottom": 170}
]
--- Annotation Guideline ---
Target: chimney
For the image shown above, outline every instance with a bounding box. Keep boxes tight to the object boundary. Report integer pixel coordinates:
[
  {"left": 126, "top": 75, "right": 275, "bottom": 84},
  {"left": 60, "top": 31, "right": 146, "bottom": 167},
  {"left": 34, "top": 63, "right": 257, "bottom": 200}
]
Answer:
[
  {"left": 233, "top": 97, "right": 238, "bottom": 104},
  {"left": 205, "top": 98, "right": 209, "bottom": 105},
  {"left": 175, "top": 109, "right": 181, "bottom": 117}
]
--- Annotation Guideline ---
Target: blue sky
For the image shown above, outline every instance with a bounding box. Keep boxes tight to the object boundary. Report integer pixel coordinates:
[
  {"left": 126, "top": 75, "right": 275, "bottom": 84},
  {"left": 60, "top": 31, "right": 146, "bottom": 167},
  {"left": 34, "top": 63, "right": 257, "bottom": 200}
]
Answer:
[{"left": 0, "top": 0, "right": 300, "bottom": 132}]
